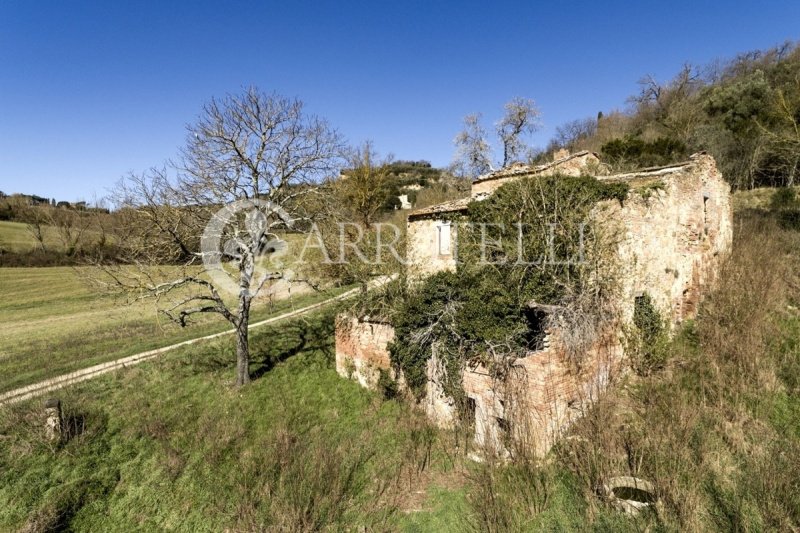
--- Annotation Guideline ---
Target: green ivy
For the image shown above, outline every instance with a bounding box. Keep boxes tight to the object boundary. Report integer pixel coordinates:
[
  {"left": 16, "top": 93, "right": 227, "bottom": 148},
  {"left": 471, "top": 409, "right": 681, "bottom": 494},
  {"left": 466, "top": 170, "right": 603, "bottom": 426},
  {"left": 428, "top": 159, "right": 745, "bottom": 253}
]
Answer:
[
  {"left": 388, "top": 174, "right": 628, "bottom": 399},
  {"left": 630, "top": 293, "right": 669, "bottom": 375}
]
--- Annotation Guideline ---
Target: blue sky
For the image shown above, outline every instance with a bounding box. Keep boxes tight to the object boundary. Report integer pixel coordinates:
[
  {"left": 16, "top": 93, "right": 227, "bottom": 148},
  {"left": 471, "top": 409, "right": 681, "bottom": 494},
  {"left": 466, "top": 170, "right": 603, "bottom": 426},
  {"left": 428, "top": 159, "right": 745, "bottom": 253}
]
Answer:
[{"left": 1, "top": 1, "right": 798, "bottom": 202}]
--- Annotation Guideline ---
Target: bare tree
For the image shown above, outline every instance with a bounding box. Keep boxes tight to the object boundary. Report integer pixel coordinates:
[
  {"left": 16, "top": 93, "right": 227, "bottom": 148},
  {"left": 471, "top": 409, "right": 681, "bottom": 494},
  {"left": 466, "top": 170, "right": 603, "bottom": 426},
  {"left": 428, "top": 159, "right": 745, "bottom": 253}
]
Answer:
[
  {"left": 551, "top": 117, "right": 598, "bottom": 152},
  {"left": 496, "top": 97, "right": 541, "bottom": 167},
  {"left": 453, "top": 113, "right": 492, "bottom": 179},
  {"left": 49, "top": 208, "right": 91, "bottom": 256},
  {"left": 759, "top": 76, "right": 800, "bottom": 186},
  {"left": 104, "top": 88, "right": 345, "bottom": 386},
  {"left": 453, "top": 98, "right": 541, "bottom": 177},
  {"left": 21, "top": 205, "right": 92, "bottom": 255},
  {"left": 21, "top": 206, "right": 48, "bottom": 252},
  {"left": 632, "top": 64, "right": 704, "bottom": 140}
]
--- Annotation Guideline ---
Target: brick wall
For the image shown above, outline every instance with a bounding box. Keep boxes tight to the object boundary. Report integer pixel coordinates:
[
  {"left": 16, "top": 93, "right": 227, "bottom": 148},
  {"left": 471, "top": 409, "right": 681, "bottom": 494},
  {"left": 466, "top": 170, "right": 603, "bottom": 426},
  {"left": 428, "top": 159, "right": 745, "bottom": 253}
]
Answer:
[
  {"left": 334, "top": 153, "right": 733, "bottom": 457},
  {"left": 334, "top": 315, "right": 395, "bottom": 389}
]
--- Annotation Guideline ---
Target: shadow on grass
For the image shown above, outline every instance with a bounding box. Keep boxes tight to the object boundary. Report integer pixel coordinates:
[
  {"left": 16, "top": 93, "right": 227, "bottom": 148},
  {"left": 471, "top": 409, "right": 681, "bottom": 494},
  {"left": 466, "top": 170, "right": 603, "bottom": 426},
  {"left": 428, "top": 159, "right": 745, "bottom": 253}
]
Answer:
[
  {"left": 63, "top": 411, "right": 88, "bottom": 442},
  {"left": 249, "top": 312, "right": 337, "bottom": 379},
  {"left": 170, "top": 309, "right": 339, "bottom": 382}
]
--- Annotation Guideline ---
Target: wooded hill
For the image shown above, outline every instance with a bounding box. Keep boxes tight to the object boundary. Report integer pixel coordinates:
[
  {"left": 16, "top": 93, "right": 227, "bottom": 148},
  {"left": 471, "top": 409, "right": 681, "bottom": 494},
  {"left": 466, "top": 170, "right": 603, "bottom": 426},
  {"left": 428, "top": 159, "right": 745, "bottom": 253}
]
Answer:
[{"left": 546, "top": 41, "right": 800, "bottom": 190}]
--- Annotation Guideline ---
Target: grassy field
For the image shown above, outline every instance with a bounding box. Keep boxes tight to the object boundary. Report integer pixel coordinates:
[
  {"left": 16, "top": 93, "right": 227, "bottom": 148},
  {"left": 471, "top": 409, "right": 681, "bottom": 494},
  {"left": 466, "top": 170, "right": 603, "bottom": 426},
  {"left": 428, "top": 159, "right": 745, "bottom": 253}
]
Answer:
[
  {"left": 0, "top": 309, "right": 460, "bottom": 531},
  {"left": 0, "top": 307, "right": 634, "bottom": 531},
  {"left": 731, "top": 184, "right": 800, "bottom": 211},
  {"left": 0, "top": 266, "right": 350, "bottom": 392},
  {"left": 0, "top": 220, "right": 62, "bottom": 253},
  {"left": 1, "top": 197, "right": 799, "bottom": 530}
]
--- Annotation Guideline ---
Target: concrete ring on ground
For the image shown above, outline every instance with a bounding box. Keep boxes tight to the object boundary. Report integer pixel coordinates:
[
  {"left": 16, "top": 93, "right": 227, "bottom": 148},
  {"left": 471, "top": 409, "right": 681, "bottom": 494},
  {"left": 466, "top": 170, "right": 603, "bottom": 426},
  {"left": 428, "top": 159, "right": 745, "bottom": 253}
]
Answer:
[{"left": 600, "top": 476, "right": 657, "bottom": 515}]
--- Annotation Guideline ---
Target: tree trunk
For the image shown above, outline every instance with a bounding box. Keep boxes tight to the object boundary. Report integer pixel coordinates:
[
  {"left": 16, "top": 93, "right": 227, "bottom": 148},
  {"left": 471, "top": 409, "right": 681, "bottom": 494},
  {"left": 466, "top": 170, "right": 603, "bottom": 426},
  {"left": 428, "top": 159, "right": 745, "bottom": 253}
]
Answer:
[
  {"left": 235, "top": 317, "right": 250, "bottom": 387},
  {"left": 235, "top": 293, "right": 252, "bottom": 387}
]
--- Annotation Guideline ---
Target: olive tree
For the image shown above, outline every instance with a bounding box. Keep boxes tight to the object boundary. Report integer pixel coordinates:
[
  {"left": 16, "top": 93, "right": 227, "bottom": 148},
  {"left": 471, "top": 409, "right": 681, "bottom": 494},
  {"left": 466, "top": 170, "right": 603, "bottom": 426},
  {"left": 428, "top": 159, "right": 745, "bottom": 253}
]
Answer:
[
  {"left": 453, "top": 98, "right": 541, "bottom": 177},
  {"left": 105, "top": 87, "right": 345, "bottom": 386},
  {"left": 496, "top": 97, "right": 542, "bottom": 167},
  {"left": 335, "top": 141, "right": 393, "bottom": 229},
  {"left": 453, "top": 113, "right": 492, "bottom": 179}
]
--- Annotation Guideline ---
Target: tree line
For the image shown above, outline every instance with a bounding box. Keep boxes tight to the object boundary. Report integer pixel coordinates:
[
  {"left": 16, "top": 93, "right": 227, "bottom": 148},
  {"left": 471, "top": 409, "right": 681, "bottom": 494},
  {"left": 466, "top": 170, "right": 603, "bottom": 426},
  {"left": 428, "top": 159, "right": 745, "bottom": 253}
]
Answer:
[{"left": 546, "top": 41, "right": 800, "bottom": 189}]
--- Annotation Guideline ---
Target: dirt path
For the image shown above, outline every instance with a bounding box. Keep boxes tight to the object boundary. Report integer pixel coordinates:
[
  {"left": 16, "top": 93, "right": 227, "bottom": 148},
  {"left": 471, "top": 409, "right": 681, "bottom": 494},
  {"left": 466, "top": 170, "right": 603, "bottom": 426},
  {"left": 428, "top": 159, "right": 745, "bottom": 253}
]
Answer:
[{"left": 0, "top": 285, "right": 366, "bottom": 406}]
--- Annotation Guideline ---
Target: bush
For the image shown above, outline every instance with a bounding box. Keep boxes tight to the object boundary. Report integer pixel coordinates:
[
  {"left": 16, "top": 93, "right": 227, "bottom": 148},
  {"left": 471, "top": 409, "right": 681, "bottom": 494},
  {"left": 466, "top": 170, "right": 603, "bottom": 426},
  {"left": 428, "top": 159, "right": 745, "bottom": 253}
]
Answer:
[
  {"left": 628, "top": 293, "right": 669, "bottom": 375},
  {"left": 770, "top": 187, "right": 798, "bottom": 210},
  {"left": 601, "top": 136, "right": 688, "bottom": 169},
  {"left": 768, "top": 188, "right": 800, "bottom": 230},
  {"left": 389, "top": 174, "right": 628, "bottom": 401},
  {"left": 377, "top": 368, "right": 399, "bottom": 399},
  {"left": 778, "top": 209, "right": 800, "bottom": 230}
]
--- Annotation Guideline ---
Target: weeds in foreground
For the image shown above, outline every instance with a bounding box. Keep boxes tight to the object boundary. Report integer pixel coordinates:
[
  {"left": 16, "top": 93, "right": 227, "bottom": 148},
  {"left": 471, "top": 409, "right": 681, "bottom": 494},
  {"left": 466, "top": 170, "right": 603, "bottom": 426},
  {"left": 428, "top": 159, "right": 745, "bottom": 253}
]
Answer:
[
  {"left": 465, "top": 210, "right": 800, "bottom": 531},
  {"left": 3, "top": 211, "right": 800, "bottom": 531},
  {"left": 0, "top": 309, "right": 444, "bottom": 532}
]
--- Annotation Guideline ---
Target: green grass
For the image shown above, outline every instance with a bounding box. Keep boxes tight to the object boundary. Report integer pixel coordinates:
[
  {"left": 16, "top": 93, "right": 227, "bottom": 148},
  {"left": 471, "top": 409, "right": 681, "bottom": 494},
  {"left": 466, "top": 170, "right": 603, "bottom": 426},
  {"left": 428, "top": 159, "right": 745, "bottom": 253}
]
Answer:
[
  {"left": 399, "top": 487, "right": 471, "bottom": 532},
  {"left": 732, "top": 185, "right": 800, "bottom": 211},
  {"left": 0, "top": 266, "right": 353, "bottom": 392},
  {"left": 0, "top": 307, "right": 633, "bottom": 532},
  {"left": 3, "top": 209, "right": 800, "bottom": 531},
  {"left": 0, "top": 310, "right": 452, "bottom": 531},
  {"left": 0, "top": 220, "right": 62, "bottom": 253}
]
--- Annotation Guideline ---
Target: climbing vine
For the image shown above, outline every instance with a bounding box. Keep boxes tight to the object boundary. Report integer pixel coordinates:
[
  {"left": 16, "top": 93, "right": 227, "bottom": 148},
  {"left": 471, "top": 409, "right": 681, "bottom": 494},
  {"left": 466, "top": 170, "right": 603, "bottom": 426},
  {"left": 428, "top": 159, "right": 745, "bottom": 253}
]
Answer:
[
  {"left": 628, "top": 292, "right": 669, "bottom": 376},
  {"left": 388, "top": 174, "right": 629, "bottom": 400}
]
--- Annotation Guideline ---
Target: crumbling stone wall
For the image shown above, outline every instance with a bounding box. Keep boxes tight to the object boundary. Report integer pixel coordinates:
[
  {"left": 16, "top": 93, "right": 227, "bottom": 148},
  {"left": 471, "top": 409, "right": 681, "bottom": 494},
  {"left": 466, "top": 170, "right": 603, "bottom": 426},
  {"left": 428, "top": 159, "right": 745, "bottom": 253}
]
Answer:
[
  {"left": 334, "top": 152, "right": 732, "bottom": 457},
  {"left": 459, "top": 153, "right": 732, "bottom": 453},
  {"left": 603, "top": 153, "right": 733, "bottom": 328},
  {"left": 470, "top": 151, "right": 600, "bottom": 200},
  {"left": 461, "top": 330, "right": 622, "bottom": 455},
  {"left": 423, "top": 349, "right": 458, "bottom": 427},
  {"left": 458, "top": 153, "right": 732, "bottom": 454},
  {"left": 334, "top": 319, "right": 459, "bottom": 423},
  {"left": 335, "top": 315, "right": 396, "bottom": 389}
]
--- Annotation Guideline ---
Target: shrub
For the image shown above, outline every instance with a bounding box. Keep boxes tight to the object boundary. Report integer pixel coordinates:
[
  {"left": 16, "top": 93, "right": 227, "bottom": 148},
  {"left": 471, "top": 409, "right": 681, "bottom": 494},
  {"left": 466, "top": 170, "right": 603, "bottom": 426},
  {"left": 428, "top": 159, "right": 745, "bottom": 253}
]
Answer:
[
  {"left": 628, "top": 293, "right": 669, "bottom": 375},
  {"left": 769, "top": 187, "right": 800, "bottom": 230},
  {"left": 388, "top": 174, "right": 628, "bottom": 401},
  {"left": 770, "top": 187, "right": 798, "bottom": 211},
  {"left": 601, "top": 136, "right": 688, "bottom": 169},
  {"left": 778, "top": 209, "right": 800, "bottom": 230},
  {"left": 377, "top": 368, "right": 399, "bottom": 399}
]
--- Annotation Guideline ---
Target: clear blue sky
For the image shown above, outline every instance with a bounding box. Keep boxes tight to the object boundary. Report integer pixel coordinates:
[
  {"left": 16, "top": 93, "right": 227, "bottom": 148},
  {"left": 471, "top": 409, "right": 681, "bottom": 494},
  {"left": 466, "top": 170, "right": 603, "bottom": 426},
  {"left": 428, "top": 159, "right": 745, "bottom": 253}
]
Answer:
[{"left": 1, "top": 1, "right": 798, "bottom": 202}]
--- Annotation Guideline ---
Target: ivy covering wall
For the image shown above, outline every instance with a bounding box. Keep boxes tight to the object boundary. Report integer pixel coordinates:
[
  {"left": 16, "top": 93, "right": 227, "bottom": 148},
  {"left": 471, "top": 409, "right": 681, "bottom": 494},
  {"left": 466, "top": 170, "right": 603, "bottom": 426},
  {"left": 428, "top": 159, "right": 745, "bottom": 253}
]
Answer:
[{"left": 388, "top": 174, "right": 629, "bottom": 400}]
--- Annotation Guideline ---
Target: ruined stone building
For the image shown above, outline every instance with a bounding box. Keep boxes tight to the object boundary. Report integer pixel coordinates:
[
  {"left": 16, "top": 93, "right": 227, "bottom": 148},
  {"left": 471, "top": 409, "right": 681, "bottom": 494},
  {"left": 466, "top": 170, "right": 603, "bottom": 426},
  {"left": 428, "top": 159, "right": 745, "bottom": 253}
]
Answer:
[{"left": 335, "top": 151, "right": 732, "bottom": 456}]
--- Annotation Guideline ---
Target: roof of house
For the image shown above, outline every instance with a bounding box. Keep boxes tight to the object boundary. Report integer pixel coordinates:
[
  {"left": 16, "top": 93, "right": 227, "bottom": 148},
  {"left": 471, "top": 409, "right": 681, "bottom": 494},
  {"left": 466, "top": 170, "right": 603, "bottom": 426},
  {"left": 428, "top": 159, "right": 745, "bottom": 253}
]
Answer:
[
  {"left": 407, "top": 197, "right": 471, "bottom": 221},
  {"left": 407, "top": 153, "right": 712, "bottom": 223},
  {"left": 598, "top": 159, "right": 695, "bottom": 182},
  {"left": 472, "top": 150, "right": 598, "bottom": 185}
]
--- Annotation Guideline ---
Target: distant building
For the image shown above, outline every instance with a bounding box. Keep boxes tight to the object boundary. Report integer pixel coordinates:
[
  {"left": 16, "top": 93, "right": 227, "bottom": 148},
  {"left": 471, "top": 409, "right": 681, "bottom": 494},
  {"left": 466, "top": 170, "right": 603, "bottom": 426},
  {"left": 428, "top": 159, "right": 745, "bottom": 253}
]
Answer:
[{"left": 397, "top": 194, "right": 413, "bottom": 209}]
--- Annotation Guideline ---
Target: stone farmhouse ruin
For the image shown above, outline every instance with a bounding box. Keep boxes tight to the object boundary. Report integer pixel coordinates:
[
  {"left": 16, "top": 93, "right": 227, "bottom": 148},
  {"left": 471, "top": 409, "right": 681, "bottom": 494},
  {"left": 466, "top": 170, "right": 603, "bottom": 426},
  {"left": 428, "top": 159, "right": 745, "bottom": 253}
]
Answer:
[{"left": 335, "top": 150, "right": 732, "bottom": 456}]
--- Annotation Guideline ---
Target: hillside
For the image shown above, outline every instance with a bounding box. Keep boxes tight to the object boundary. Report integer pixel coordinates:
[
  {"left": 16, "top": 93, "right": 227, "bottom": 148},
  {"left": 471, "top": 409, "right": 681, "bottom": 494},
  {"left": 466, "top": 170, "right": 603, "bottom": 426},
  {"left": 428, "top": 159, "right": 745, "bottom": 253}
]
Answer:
[
  {"left": 0, "top": 221, "right": 62, "bottom": 253},
  {"left": 2, "top": 39, "right": 800, "bottom": 533},
  {"left": 547, "top": 42, "right": 800, "bottom": 191},
  {"left": 0, "top": 266, "right": 349, "bottom": 393},
  {"left": 2, "top": 193, "right": 799, "bottom": 531}
]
